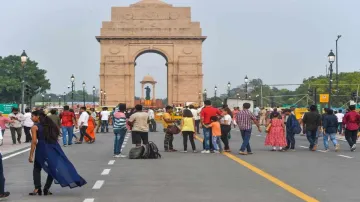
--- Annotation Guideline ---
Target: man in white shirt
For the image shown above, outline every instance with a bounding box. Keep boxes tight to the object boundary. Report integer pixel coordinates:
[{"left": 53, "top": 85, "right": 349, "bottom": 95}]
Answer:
[
  {"left": 23, "top": 108, "right": 34, "bottom": 143},
  {"left": 76, "top": 107, "right": 94, "bottom": 144},
  {"left": 8, "top": 108, "right": 24, "bottom": 144},
  {"left": 335, "top": 109, "right": 345, "bottom": 134},
  {"left": 100, "top": 107, "right": 110, "bottom": 133},
  {"left": 189, "top": 105, "right": 200, "bottom": 134},
  {"left": 148, "top": 108, "right": 157, "bottom": 132}
]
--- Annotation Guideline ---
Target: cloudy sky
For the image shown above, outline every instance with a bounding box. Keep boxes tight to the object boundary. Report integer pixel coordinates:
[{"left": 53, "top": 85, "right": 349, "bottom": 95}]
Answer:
[{"left": 1, "top": 0, "right": 359, "bottom": 99}]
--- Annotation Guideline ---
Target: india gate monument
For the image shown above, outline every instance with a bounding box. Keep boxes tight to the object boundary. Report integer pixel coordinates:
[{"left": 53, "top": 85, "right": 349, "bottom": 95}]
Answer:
[{"left": 96, "top": 0, "right": 206, "bottom": 107}]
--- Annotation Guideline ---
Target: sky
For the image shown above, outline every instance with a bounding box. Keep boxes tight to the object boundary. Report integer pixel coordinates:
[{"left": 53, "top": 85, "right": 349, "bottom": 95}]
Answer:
[{"left": 1, "top": 0, "right": 359, "bottom": 99}]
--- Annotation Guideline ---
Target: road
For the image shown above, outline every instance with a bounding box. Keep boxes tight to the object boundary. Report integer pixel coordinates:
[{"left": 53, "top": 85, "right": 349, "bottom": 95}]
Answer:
[{"left": 2, "top": 125, "right": 360, "bottom": 202}]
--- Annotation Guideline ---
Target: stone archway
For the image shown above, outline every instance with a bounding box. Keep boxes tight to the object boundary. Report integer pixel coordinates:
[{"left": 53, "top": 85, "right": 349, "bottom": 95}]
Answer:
[{"left": 96, "top": 0, "right": 206, "bottom": 107}]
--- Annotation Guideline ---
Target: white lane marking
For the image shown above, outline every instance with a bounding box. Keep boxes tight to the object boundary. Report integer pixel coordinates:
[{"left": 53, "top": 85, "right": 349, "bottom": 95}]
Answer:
[
  {"left": 101, "top": 169, "right": 111, "bottom": 175},
  {"left": 92, "top": 180, "right": 104, "bottom": 189},
  {"left": 3, "top": 148, "right": 31, "bottom": 160},
  {"left": 83, "top": 199, "right": 94, "bottom": 202},
  {"left": 338, "top": 155, "right": 353, "bottom": 159},
  {"left": 108, "top": 160, "right": 115, "bottom": 165}
]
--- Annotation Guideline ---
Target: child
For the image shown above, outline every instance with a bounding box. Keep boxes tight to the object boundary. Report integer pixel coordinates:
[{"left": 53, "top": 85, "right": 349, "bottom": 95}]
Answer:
[
  {"left": 264, "top": 112, "right": 287, "bottom": 151},
  {"left": 205, "top": 116, "right": 222, "bottom": 153},
  {"left": 180, "top": 109, "right": 196, "bottom": 153}
]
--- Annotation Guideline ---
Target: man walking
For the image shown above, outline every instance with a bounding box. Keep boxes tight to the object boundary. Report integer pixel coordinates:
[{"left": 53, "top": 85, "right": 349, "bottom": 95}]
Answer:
[
  {"left": 343, "top": 105, "right": 360, "bottom": 151},
  {"left": 100, "top": 107, "right": 110, "bottom": 133},
  {"left": 23, "top": 108, "right": 34, "bottom": 143},
  {"left": 335, "top": 110, "right": 344, "bottom": 134},
  {"left": 235, "top": 103, "right": 261, "bottom": 155},
  {"left": 59, "top": 106, "right": 78, "bottom": 147},
  {"left": 284, "top": 109, "right": 297, "bottom": 151},
  {"left": 302, "top": 105, "right": 321, "bottom": 151},
  {"left": 200, "top": 100, "right": 222, "bottom": 153},
  {"left": 148, "top": 108, "right": 157, "bottom": 132},
  {"left": 76, "top": 107, "right": 94, "bottom": 144},
  {"left": 189, "top": 105, "right": 200, "bottom": 134},
  {"left": 8, "top": 108, "right": 24, "bottom": 144}
]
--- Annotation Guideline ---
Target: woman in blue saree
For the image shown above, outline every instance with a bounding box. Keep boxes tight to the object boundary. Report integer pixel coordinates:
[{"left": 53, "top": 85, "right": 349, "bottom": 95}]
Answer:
[{"left": 28, "top": 110, "right": 86, "bottom": 196}]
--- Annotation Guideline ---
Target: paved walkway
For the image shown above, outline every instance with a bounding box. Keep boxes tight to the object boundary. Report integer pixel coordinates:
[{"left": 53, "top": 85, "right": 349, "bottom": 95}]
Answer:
[{"left": 1, "top": 129, "right": 30, "bottom": 155}]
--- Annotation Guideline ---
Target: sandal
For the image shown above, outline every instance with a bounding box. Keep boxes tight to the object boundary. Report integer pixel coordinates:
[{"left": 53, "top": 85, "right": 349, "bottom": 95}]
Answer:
[{"left": 29, "top": 189, "right": 42, "bottom": 196}]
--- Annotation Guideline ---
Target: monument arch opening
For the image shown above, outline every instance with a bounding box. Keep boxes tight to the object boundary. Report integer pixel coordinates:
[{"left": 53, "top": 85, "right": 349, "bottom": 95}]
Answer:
[
  {"left": 134, "top": 52, "right": 168, "bottom": 108},
  {"left": 96, "top": 0, "right": 206, "bottom": 107}
]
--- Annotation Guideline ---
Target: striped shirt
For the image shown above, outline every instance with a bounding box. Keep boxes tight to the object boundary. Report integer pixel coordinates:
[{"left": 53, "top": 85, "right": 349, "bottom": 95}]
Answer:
[
  {"left": 113, "top": 111, "right": 127, "bottom": 131},
  {"left": 235, "top": 109, "right": 257, "bottom": 130}
]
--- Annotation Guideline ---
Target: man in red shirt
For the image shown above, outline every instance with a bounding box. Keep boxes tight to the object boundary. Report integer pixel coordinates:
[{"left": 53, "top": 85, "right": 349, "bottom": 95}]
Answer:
[
  {"left": 343, "top": 105, "right": 360, "bottom": 151},
  {"left": 200, "top": 100, "right": 222, "bottom": 153},
  {"left": 59, "top": 106, "right": 78, "bottom": 146}
]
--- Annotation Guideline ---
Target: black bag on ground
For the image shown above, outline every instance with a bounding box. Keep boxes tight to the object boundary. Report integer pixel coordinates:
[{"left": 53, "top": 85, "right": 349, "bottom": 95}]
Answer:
[
  {"left": 128, "top": 146, "right": 145, "bottom": 159},
  {"left": 142, "top": 141, "right": 161, "bottom": 159}
]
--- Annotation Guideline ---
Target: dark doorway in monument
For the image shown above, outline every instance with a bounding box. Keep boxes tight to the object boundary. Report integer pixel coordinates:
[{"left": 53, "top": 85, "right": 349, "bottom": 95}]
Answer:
[{"left": 135, "top": 51, "right": 167, "bottom": 109}]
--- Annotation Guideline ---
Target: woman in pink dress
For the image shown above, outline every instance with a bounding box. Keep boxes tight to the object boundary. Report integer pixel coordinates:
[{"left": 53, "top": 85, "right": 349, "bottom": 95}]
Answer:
[{"left": 265, "top": 112, "right": 287, "bottom": 151}]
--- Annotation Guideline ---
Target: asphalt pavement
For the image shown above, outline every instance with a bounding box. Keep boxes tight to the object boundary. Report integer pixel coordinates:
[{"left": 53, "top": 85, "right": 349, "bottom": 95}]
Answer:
[{"left": 2, "top": 125, "right": 360, "bottom": 202}]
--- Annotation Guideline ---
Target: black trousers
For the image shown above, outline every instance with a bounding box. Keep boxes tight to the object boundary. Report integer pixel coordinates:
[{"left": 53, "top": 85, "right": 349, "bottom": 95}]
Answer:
[
  {"left": 182, "top": 131, "right": 196, "bottom": 151},
  {"left": 24, "top": 126, "right": 32, "bottom": 142},
  {"left": 345, "top": 129, "right": 358, "bottom": 147},
  {"left": 33, "top": 161, "right": 53, "bottom": 190},
  {"left": 149, "top": 119, "right": 157, "bottom": 132},
  {"left": 80, "top": 126, "right": 92, "bottom": 142},
  {"left": 220, "top": 125, "right": 231, "bottom": 150},
  {"left": 195, "top": 120, "right": 200, "bottom": 133}
]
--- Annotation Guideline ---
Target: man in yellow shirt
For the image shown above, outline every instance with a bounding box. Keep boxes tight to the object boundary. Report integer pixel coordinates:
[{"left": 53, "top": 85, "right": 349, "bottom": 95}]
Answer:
[{"left": 163, "top": 106, "right": 177, "bottom": 152}]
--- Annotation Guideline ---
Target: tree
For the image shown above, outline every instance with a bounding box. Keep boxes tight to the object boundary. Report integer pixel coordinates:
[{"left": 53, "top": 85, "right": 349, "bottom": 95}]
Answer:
[{"left": 0, "top": 55, "right": 51, "bottom": 103}]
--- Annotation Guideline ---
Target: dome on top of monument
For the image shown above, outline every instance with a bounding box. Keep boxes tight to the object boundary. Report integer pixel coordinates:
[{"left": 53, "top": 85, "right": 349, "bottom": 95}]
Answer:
[
  {"left": 141, "top": 75, "right": 156, "bottom": 83},
  {"left": 131, "top": 0, "right": 171, "bottom": 7}
]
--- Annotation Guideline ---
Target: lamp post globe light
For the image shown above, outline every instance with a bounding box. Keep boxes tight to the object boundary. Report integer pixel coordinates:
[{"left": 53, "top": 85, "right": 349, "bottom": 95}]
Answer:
[
  {"left": 92, "top": 86, "right": 96, "bottom": 108},
  {"left": 214, "top": 86, "right": 218, "bottom": 98},
  {"left": 58, "top": 96, "right": 61, "bottom": 107},
  {"left": 328, "top": 50, "right": 336, "bottom": 108},
  {"left": 82, "top": 81, "right": 86, "bottom": 107},
  {"left": 203, "top": 89, "right": 207, "bottom": 101},
  {"left": 244, "top": 75, "right": 249, "bottom": 99},
  {"left": 20, "top": 50, "right": 28, "bottom": 113},
  {"left": 70, "top": 75, "right": 75, "bottom": 108}
]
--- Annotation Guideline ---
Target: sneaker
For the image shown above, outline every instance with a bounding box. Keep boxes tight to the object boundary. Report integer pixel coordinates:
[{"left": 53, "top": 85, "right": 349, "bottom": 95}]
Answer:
[
  {"left": 201, "top": 150, "right": 210, "bottom": 154},
  {"left": 180, "top": 151, "right": 188, "bottom": 153},
  {"left": 239, "top": 151, "right": 247, "bottom": 155},
  {"left": 63, "top": 144, "right": 67, "bottom": 147},
  {"left": 119, "top": 154, "right": 127, "bottom": 158},
  {"left": 324, "top": 149, "right": 329, "bottom": 152},
  {"left": 0, "top": 192, "right": 10, "bottom": 198},
  {"left": 113, "top": 154, "right": 117, "bottom": 158},
  {"left": 335, "top": 144, "right": 340, "bottom": 152},
  {"left": 290, "top": 149, "right": 296, "bottom": 152},
  {"left": 170, "top": 149, "right": 178, "bottom": 152},
  {"left": 247, "top": 152, "right": 253, "bottom": 155},
  {"left": 312, "top": 145, "right": 317, "bottom": 151},
  {"left": 114, "top": 155, "right": 121, "bottom": 158},
  {"left": 352, "top": 144, "right": 356, "bottom": 150},
  {"left": 193, "top": 150, "right": 198, "bottom": 153},
  {"left": 214, "top": 150, "right": 220, "bottom": 153}
]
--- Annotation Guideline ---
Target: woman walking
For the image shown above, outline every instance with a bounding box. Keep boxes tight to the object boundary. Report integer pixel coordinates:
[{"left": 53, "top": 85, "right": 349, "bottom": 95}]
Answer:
[
  {"left": 220, "top": 108, "right": 232, "bottom": 152},
  {"left": 264, "top": 112, "right": 287, "bottom": 151},
  {"left": 180, "top": 109, "right": 196, "bottom": 153},
  {"left": 28, "top": 110, "right": 86, "bottom": 196},
  {"left": 85, "top": 111, "right": 96, "bottom": 143}
]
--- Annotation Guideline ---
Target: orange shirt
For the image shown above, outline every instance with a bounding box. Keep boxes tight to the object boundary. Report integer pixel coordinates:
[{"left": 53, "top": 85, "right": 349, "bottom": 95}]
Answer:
[{"left": 209, "top": 122, "right": 221, "bottom": 137}]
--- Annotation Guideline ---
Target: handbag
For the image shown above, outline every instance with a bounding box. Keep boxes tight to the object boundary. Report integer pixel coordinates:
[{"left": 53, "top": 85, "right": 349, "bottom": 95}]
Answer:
[{"left": 166, "top": 125, "right": 181, "bottom": 135}]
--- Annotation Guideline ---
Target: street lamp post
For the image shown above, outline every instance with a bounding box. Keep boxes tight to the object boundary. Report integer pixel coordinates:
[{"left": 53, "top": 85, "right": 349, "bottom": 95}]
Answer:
[
  {"left": 92, "top": 86, "right": 96, "bottom": 108},
  {"left": 70, "top": 75, "right": 75, "bottom": 108},
  {"left": 227, "top": 82, "right": 231, "bottom": 97},
  {"left": 214, "top": 86, "right": 218, "bottom": 98},
  {"left": 328, "top": 50, "right": 336, "bottom": 108},
  {"left": 63, "top": 92, "right": 66, "bottom": 105},
  {"left": 82, "top": 81, "right": 86, "bottom": 107},
  {"left": 244, "top": 75, "right": 249, "bottom": 99},
  {"left": 58, "top": 96, "right": 61, "bottom": 107},
  {"left": 20, "top": 50, "right": 28, "bottom": 113},
  {"left": 203, "top": 89, "right": 207, "bottom": 101},
  {"left": 42, "top": 94, "right": 45, "bottom": 108},
  {"left": 336, "top": 35, "right": 341, "bottom": 92},
  {"left": 49, "top": 95, "right": 51, "bottom": 107}
]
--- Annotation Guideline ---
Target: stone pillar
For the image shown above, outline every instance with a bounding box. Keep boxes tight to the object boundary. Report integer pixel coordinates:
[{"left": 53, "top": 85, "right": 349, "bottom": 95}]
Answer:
[
  {"left": 152, "top": 83, "right": 156, "bottom": 104},
  {"left": 141, "top": 83, "right": 144, "bottom": 101}
]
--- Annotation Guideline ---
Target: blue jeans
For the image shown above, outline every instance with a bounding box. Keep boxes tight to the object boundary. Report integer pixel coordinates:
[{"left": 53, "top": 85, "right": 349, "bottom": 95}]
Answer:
[
  {"left": 212, "top": 136, "right": 222, "bottom": 151},
  {"left": 240, "top": 129, "right": 252, "bottom": 152},
  {"left": 0, "top": 153, "right": 5, "bottom": 194},
  {"left": 114, "top": 129, "right": 127, "bottom": 155},
  {"left": 62, "top": 126, "right": 74, "bottom": 145},
  {"left": 306, "top": 130, "right": 318, "bottom": 149},
  {"left": 203, "top": 127, "right": 211, "bottom": 150},
  {"left": 101, "top": 120, "right": 109, "bottom": 133},
  {"left": 323, "top": 133, "right": 338, "bottom": 150}
]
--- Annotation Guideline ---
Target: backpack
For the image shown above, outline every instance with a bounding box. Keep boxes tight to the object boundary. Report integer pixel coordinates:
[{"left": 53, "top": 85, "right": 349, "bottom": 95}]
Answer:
[
  {"left": 291, "top": 115, "right": 302, "bottom": 134},
  {"left": 142, "top": 142, "right": 161, "bottom": 159},
  {"left": 128, "top": 146, "right": 145, "bottom": 159}
]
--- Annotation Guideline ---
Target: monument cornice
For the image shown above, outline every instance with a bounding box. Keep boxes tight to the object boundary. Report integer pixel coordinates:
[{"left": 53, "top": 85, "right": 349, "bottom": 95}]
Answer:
[{"left": 96, "top": 36, "right": 207, "bottom": 42}]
